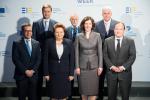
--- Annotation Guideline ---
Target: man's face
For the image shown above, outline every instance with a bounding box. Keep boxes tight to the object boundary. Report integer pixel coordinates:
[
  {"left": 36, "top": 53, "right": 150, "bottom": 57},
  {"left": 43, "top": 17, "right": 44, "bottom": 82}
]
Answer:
[
  {"left": 70, "top": 16, "right": 79, "bottom": 27},
  {"left": 114, "top": 23, "right": 125, "bottom": 38},
  {"left": 42, "top": 7, "right": 51, "bottom": 19},
  {"left": 102, "top": 9, "right": 112, "bottom": 22},
  {"left": 23, "top": 26, "right": 32, "bottom": 39}
]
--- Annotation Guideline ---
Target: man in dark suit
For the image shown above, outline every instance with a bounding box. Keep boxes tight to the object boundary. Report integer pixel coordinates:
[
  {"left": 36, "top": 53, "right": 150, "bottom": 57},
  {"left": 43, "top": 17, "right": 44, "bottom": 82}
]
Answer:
[
  {"left": 95, "top": 6, "right": 118, "bottom": 100},
  {"left": 66, "top": 14, "right": 81, "bottom": 42},
  {"left": 103, "top": 22, "right": 136, "bottom": 100},
  {"left": 32, "top": 4, "right": 57, "bottom": 100},
  {"left": 66, "top": 14, "right": 81, "bottom": 100},
  {"left": 12, "top": 23, "right": 41, "bottom": 100}
]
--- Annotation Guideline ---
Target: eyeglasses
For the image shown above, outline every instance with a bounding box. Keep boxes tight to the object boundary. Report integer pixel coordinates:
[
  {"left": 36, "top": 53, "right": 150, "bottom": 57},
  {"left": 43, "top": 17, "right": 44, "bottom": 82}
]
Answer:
[{"left": 24, "top": 30, "right": 32, "bottom": 32}]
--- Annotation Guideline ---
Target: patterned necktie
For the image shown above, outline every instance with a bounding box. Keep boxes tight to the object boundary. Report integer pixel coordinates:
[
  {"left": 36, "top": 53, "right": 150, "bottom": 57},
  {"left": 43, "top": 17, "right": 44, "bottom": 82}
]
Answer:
[
  {"left": 73, "top": 27, "right": 77, "bottom": 42},
  {"left": 26, "top": 40, "right": 32, "bottom": 56},
  {"left": 44, "top": 21, "right": 49, "bottom": 31}
]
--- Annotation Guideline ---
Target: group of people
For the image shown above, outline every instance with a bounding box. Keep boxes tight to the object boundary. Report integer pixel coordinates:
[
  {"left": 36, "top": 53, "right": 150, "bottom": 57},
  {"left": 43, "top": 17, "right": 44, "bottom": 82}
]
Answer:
[{"left": 12, "top": 3, "right": 136, "bottom": 100}]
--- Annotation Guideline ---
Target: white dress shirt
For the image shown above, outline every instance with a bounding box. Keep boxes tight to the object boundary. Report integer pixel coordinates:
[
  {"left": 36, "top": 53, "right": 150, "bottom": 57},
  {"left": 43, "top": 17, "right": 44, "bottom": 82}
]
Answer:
[{"left": 104, "top": 19, "right": 111, "bottom": 34}]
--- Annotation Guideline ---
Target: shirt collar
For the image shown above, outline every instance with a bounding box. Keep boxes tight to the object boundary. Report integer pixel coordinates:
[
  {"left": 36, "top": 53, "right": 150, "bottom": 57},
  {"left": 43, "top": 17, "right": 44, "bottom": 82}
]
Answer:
[
  {"left": 104, "top": 19, "right": 111, "bottom": 24},
  {"left": 43, "top": 18, "right": 50, "bottom": 22},
  {"left": 24, "top": 38, "right": 31, "bottom": 42},
  {"left": 115, "top": 36, "right": 123, "bottom": 41}
]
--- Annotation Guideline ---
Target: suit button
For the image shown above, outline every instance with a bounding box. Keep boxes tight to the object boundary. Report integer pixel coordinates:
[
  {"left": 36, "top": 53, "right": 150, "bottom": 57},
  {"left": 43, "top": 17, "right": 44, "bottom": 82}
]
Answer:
[{"left": 58, "top": 60, "right": 60, "bottom": 63}]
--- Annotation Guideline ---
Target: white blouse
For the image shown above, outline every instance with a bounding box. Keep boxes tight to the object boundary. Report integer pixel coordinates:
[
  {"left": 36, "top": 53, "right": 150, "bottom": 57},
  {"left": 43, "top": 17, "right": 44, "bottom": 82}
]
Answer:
[{"left": 56, "top": 44, "right": 64, "bottom": 59}]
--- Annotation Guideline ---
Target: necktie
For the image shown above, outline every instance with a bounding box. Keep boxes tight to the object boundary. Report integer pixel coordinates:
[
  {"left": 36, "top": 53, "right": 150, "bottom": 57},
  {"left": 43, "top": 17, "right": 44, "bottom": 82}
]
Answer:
[
  {"left": 44, "top": 21, "right": 49, "bottom": 31},
  {"left": 116, "top": 39, "right": 120, "bottom": 56},
  {"left": 73, "top": 27, "right": 77, "bottom": 42},
  {"left": 116, "top": 39, "right": 120, "bottom": 65},
  {"left": 26, "top": 40, "right": 32, "bottom": 56}
]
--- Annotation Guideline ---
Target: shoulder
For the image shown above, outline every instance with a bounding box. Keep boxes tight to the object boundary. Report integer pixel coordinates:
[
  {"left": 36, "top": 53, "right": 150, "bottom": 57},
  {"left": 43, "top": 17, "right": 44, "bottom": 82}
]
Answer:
[
  {"left": 92, "top": 31, "right": 101, "bottom": 38},
  {"left": 64, "top": 38, "right": 72, "bottom": 44},
  {"left": 31, "top": 38, "right": 40, "bottom": 44},
  {"left": 46, "top": 38, "right": 54, "bottom": 43},
  {"left": 111, "top": 19, "right": 118, "bottom": 24},
  {"left": 96, "top": 20, "right": 103, "bottom": 25},
  {"left": 12, "top": 38, "right": 22, "bottom": 47},
  {"left": 50, "top": 19, "right": 57, "bottom": 24},
  {"left": 66, "top": 26, "right": 72, "bottom": 31},
  {"left": 105, "top": 36, "right": 114, "bottom": 42},
  {"left": 33, "top": 18, "right": 42, "bottom": 24},
  {"left": 124, "top": 36, "right": 134, "bottom": 42}
]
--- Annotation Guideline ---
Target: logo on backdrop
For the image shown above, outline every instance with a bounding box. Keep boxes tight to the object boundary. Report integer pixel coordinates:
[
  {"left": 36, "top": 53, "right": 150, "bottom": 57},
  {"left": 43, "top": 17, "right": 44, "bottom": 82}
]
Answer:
[
  {"left": 21, "top": 7, "right": 32, "bottom": 13},
  {"left": 0, "top": 5, "right": 8, "bottom": 17},
  {"left": 125, "top": 6, "right": 144, "bottom": 16},
  {"left": 77, "top": 0, "right": 94, "bottom": 4}
]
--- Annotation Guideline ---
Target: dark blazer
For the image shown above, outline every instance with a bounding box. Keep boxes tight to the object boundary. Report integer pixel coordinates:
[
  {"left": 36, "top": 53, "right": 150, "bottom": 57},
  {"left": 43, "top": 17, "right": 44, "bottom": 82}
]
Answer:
[
  {"left": 66, "top": 26, "right": 81, "bottom": 41},
  {"left": 32, "top": 18, "right": 57, "bottom": 49},
  {"left": 12, "top": 38, "right": 41, "bottom": 80},
  {"left": 103, "top": 36, "right": 136, "bottom": 80},
  {"left": 43, "top": 38, "right": 74, "bottom": 76},
  {"left": 95, "top": 19, "right": 118, "bottom": 42}
]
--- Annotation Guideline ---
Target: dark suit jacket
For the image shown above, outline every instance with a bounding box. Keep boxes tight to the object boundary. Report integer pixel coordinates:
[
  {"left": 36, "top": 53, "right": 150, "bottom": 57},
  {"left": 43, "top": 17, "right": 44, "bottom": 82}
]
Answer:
[
  {"left": 43, "top": 38, "right": 74, "bottom": 76},
  {"left": 32, "top": 18, "right": 57, "bottom": 49},
  {"left": 66, "top": 26, "right": 81, "bottom": 41},
  {"left": 95, "top": 19, "right": 118, "bottom": 43},
  {"left": 12, "top": 38, "right": 41, "bottom": 80},
  {"left": 103, "top": 36, "right": 136, "bottom": 80}
]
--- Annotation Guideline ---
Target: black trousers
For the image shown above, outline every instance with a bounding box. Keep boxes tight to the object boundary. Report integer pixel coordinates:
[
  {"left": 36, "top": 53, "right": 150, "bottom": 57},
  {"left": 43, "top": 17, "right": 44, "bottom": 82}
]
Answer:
[
  {"left": 16, "top": 77, "right": 37, "bottom": 100},
  {"left": 107, "top": 77, "right": 131, "bottom": 100},
  {"left": 98, "top": 66, "right": 106, "bottom": 100}
]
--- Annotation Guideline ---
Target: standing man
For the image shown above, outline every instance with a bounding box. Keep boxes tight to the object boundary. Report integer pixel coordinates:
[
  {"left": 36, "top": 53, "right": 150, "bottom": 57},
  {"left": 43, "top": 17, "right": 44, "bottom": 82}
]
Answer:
[
  {"left": 95, "top": 6, "right": 118, "bottom": 100},
  {"left": 66, "top": 14, "right": 81, "bottom": 100},
  {"left": 66, "top": 14, "right": 81, "bottom": 42},
  {"left": 103, "top": 22, "right": 136, "bottom": 100},
  {"left": 32, "top": 4, "right": 57, "bottom": 100},
  {"left": 12, "top": 23, "right": 41, "bottom": 100}
]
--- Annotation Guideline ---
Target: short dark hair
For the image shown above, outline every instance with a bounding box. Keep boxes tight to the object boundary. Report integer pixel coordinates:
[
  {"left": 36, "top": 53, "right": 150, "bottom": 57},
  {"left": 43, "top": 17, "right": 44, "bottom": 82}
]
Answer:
[
  {"left": 42, "top": 4, "right": 52, "bottom": 11},
  {"left": 115, "top": 22, "right": 126, "bottom": 30},
  {"left": 54, "top": 23, "right": 66, "bottom": 33},
  {"left": 80, "top": 16, "right": 95, "bottom": 32},
  {"left": 21, "top": 23, "right": 31, "bottom": 31}
]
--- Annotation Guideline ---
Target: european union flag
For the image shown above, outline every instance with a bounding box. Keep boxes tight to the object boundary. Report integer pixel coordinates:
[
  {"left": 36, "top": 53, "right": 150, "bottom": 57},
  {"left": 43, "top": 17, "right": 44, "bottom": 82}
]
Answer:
[{"left": 0, "top": 8, "right": 5, "bottom": 13}]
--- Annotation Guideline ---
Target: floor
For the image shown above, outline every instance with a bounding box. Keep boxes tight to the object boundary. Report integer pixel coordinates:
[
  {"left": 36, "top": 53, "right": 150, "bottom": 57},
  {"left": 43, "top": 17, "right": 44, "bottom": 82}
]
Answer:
[{"left": 0, "top": 97, "right": 150, "bottom": 100}]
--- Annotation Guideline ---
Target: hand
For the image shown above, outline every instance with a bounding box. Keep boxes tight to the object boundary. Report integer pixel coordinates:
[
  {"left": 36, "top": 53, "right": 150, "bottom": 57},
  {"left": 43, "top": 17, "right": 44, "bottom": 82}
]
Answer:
[
  {"left": 68, "top": 76, "right": 74, "bottom": 81},
  {"left": 97, "top": 67, "right": 103, "bottom": 76},
  {"left": 25, "top": 70, "right": 34, "bottom": 77},
  {"left": 44, "top": 76, "right": 50, "bottom": 81},
  {"left": 118, "top": 66, "right": 125, "bottom": 72},
  {"left": 111, "top": 66, "right": 120, "bottom": 72},
  {"left": 75, "top": 67, "right": 80, "bottom": 75}
]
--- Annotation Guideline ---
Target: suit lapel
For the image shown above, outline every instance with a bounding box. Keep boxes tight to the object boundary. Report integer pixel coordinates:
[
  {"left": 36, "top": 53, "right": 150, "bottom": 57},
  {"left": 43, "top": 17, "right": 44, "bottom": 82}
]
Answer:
[
  {"left": 21, "top": 38, "right": 31, "bottom": 57},
  {"left": 30, "top": 39, "right": 35, "bottom": 57},
  {"left": 40, "top": 19, "right": 45, "bottom": 31},
  {"left": 120, "top": 36, "right": 127, "bottom": 52},
  {"left": 102, "top": 21, "right": 107, "bottom": 34},
  {"left": 53, "top": 39, "right": 59, "bottom": 59},
  {"left": 111, "top": 36, "right": 116, "bottom": 55},
  {"left": 60, "top": 39, "right": 66, "bottom": 59}
]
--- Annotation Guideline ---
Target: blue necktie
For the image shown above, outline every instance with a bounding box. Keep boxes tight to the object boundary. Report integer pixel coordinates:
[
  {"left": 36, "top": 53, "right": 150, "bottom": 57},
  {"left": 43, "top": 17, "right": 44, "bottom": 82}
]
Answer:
[
  {"left": 26, "top": 40, "right": 32, "bottom": 56},
  {"left": 73, "top": 27, "right": 77, "bottom": 42}
]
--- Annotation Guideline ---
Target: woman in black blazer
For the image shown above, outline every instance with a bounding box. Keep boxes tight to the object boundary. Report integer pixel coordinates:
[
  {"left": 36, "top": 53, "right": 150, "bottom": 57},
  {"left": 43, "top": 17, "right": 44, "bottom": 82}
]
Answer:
[{"left": 43, "top": 23, "right": 74, "bottom": 100}]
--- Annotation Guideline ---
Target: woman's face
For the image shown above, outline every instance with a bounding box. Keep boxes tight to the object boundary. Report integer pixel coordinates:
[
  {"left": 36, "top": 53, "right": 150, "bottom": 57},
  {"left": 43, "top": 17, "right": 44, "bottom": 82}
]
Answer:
[
  {"left": 55, "top": 27, "right": 65, "bottom": 40},
  {"left": 84, "top": 20, "right": 93, "bottom": 32}
]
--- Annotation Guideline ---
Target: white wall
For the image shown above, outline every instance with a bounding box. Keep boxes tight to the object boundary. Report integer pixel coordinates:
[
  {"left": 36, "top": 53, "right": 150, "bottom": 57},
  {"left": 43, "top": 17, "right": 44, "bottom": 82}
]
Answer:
[{"left": 0, "top": 0, "right": 150, "bottom": 82}]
